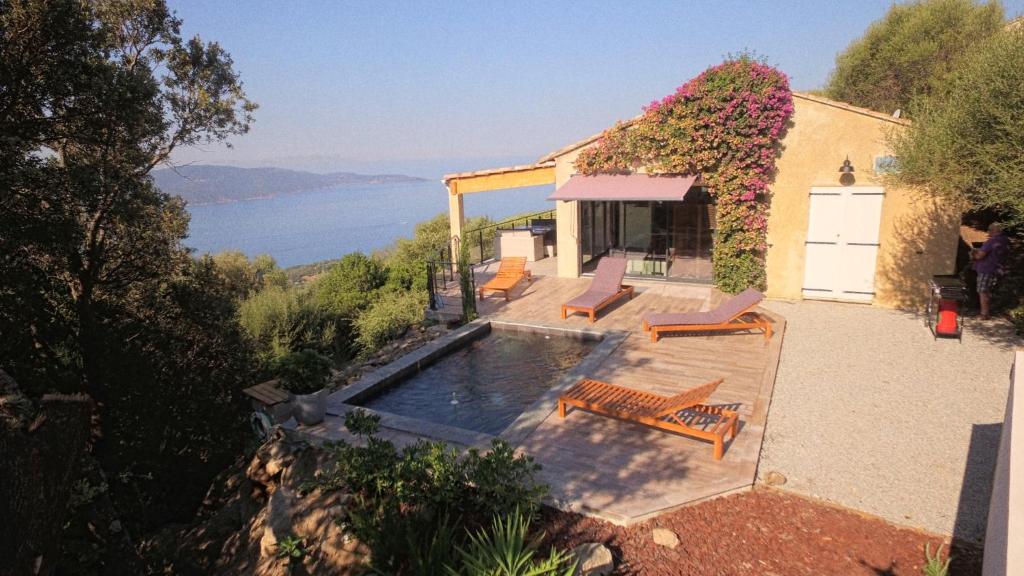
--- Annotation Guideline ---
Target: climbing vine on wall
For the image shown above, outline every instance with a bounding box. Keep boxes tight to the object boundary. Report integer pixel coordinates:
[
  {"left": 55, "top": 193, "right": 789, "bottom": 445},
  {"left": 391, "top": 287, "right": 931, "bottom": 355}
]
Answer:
[{"left": 575, "top": 57, "right": 794, "bottom": 292}]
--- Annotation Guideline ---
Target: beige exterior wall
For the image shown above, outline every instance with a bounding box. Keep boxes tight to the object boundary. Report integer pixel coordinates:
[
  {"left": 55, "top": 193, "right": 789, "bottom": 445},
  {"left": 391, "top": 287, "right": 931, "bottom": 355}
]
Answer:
[
  {"left": 553, "top": 147, "right": 587, "bottom": 278},
  {"left": 765, "top": 97, "right": 959, "bottom": 308},
  {"left": 547, "top": 95, "right": 959, "bottom": 305}
]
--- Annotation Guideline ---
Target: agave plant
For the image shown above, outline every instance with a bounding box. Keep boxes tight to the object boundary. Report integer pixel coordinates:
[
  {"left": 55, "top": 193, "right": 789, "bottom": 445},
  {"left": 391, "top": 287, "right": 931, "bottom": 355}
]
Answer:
[{"left": 450, "top": 509, "right": 576, "bottom": 576}]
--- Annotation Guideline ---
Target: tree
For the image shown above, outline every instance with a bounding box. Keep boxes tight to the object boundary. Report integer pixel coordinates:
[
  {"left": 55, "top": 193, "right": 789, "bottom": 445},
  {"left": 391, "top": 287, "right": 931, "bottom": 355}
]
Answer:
[
  {"left": 825, "top": 0, "right": 1004, "bottom": 114},
  {"left": 92, "top": 257, "right": 258, "bottom": 531},
  {"left": 0, "top": 0, "right": 259, "bottom": 557},
  {"left": 0, "top": 0, "right": 256, "bottom": 401},
  {"left": 889, "top": 28, "right": 1024, "bottom": 225}
]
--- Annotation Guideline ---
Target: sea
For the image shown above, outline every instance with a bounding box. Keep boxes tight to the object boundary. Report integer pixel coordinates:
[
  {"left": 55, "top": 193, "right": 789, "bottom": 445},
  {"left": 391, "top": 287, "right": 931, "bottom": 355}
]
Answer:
[{"left": 184, "top": 180, "right": 554, "bottom": 268}]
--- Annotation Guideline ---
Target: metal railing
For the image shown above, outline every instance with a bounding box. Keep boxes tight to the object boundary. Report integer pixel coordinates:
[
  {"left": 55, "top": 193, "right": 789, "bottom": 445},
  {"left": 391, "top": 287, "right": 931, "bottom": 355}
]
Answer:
[
  {"left": 426, "top": 257, "right": 476, "bottom": 318},
  {"left": 431, "top": 209, "right": 556, "bottom": 268},
  {"left": 425, "top": 209, "right": 553, "bottom": 320}
]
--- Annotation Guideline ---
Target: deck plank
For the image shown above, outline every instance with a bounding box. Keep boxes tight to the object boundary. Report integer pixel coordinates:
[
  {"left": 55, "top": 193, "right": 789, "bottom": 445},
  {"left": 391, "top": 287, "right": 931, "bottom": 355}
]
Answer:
[{"left": 452, "top": 261, "right": 785, "bottom": 524}]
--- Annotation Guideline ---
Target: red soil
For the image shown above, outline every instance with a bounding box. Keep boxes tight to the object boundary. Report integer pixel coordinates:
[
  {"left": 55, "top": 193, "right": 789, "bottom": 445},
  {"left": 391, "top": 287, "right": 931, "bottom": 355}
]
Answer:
[{"left": 539, "top": 488, "right": 982, "bottom": 576}]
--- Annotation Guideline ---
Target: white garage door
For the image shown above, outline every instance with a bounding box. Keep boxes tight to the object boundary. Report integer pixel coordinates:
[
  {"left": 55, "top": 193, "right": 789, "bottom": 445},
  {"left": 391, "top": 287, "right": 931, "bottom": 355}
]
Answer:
[{"left": 802, "top": 186, "right": 884, "bottom": 302}]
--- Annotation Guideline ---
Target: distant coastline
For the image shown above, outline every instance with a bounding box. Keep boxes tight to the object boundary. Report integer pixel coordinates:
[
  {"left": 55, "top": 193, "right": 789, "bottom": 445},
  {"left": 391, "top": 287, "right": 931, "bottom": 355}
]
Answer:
[
  {"left": 184, "top": 180, "right": 555, "bottom": 268},
  {"left": 153, "top": 164, "right": 428, "bottom": 206}
]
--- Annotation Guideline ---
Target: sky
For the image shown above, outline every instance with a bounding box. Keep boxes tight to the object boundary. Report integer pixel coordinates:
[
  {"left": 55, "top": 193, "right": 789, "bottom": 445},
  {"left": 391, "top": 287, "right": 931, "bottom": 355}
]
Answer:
[{"left": 168, "top": 0, "right": 1024, "bottom": 178}]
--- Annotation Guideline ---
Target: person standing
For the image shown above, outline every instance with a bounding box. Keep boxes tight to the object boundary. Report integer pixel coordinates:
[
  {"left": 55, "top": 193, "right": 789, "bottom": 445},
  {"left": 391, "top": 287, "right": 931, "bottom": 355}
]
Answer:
[{"left": 972, "top": 223, "right": 1010, "bottom": 319}]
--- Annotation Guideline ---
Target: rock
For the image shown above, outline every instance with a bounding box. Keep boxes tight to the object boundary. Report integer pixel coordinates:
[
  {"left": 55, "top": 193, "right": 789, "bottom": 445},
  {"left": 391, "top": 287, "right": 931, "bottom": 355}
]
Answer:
[
  {"left": 280, "top": 446, "right": 323, "bottom": 492},
  {"left": 109, "top": 519, "right": 122, "bottom": 533},
  {"left": 570, "top": 542, "right": 613, "bottom": 576},
  {"left": 652, "top": 527, "right": 680, "bottom": 549},
  {"left": 763, "top": 470, "right": 787, "bottom": 486},
  {"left": 248, "top": 428, "right": 310, "bottom": 486},
  {"left": 295, "top": 491, "right": 367, "bottom": 572},
  {"left": 259, "top": 487, "right": 297, "bottom": 560}
]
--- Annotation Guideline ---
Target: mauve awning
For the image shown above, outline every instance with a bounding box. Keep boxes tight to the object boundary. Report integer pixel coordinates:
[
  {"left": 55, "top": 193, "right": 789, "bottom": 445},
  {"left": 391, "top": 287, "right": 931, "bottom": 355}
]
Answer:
[{"left": 547, "top": 174, "right": 698, "bottom": 202}]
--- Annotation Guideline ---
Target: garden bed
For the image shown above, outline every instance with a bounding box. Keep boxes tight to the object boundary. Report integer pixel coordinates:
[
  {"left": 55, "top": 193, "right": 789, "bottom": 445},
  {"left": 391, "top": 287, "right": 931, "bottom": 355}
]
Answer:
[{"left": 540, "top": 488, "right": 982, "bottom": 575}]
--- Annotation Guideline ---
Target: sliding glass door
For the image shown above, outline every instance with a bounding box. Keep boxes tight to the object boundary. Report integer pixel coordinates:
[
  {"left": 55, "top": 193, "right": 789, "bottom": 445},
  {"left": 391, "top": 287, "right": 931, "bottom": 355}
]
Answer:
[
  {"left": 669, "top": 188, "right": 715, "bottom": 281},
  {"left": 580, "top": 201, "right": 618, "bottom": 267},
  {"left": 579, "top": 192, "right": 714, "bottom": 281}
]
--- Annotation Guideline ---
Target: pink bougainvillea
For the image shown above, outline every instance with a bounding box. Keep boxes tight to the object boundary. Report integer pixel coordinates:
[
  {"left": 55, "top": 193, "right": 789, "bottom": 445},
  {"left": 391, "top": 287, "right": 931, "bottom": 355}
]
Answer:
[{"left": 575, "top": 57, "right": 793, "bottom": 292}]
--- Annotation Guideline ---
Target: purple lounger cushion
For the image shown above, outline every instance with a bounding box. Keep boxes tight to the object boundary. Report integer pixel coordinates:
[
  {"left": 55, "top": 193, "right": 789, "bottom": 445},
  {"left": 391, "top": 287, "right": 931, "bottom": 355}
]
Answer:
[
  {"left": 565, "top": 257, "right": 627, "bottom": 308},
  {"left": 644, "top": 288, "right": 764, "bottom": 326}
]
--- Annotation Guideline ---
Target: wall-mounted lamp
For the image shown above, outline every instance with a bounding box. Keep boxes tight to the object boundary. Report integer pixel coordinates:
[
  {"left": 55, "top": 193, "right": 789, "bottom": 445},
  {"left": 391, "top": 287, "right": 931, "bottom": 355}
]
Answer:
[
  {"left": 839, "top": 157, "right": 855, "bottom": 174},
  {"left": 838, "top": 156, "right": 856, "bottom": 186}
]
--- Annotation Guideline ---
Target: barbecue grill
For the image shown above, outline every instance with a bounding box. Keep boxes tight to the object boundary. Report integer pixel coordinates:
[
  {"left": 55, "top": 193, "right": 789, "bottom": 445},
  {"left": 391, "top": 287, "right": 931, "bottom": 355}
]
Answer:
[{"left": 926, "top": 275, "right": 968, "bottom": 341}]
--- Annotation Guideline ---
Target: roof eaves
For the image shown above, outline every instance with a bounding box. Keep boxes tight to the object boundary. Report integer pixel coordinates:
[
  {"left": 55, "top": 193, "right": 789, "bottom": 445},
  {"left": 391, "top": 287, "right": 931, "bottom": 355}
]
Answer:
[
  {"left": 539, "top": 93, "right": 909, "bottom": 164},
  {"left": 791, "top": 92, "right": 910, "bottom": 126},
  {"left": 442, "top": 161, "right": 555, "bottom": 183},
  {"left": 537, "top": 113, "right": 643, "bottom": 163}
]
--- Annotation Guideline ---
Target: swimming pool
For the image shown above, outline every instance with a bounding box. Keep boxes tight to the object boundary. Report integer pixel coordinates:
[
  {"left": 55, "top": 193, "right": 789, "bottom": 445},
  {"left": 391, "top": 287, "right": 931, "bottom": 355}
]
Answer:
[{"left": 353, "top": 327, "right": 597, "bottom": 435}]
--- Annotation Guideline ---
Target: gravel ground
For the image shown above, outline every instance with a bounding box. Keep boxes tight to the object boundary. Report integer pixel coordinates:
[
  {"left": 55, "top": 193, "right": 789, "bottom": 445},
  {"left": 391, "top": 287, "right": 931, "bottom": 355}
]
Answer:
[
  {"left": 757, "top": 299, "right": 1019, "bottom": 542},
  {"left": 541, "top": 488, "right": 981, "bottom": 575}
]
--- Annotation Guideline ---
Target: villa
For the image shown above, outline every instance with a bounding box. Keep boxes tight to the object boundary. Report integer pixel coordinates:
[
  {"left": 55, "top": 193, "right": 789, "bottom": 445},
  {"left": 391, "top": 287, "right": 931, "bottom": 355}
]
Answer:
[
  {"left": 443, "top": 92, "right": 960, "bottom": 308},
  {"left": 305, "top": 69, "right": 1019, "bottom": 574}
]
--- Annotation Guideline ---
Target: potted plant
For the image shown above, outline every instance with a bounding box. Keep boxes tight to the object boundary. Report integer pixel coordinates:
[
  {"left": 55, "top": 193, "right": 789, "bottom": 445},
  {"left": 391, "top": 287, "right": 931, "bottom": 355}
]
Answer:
[{"left": 273, "top": 349, "right": 332, "bottom": 425}]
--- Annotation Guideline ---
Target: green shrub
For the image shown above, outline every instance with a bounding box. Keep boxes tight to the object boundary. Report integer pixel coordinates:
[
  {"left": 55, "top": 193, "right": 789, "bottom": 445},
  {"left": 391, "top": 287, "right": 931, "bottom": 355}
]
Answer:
[
  {"left": 238, "top": 286, "right": 346, "bottom": 363},
  {"left": 275, "top": 534, "right": 307, "bottom": 564},
  {"left": 712, "top": 244, "right": 766, "bottom": 294},
  {"left": 212, "top": 250, "right": 289, "bottom": 299},
  {"left": 271, "top": 349, "right": 332, "bottom": 394},
  {"left": 311, "top": 416, "right": 548, "bottom": 574},
  {"left": 383, "top": 213, "right": 451, "bottom": 291},
  {"left": 254, "top": 254, "right": 289, "bottom": 291},
  {"left": 314, "top": 252, "right": 387, "bottom": 317},
  {"left": 463, "top": 441, "right": 545, "bottom": 522},
  {"left": 353, "top": 289, "right": 426, "bottom": 353},
  {"left": 1009, "top": 304, "right": 1024, "bottom": 335},
  {"left": 343, "top": 408, "right": 381, "bottom": 436},
  {"left": 453, "top": 509, "right": 576, "bottom": 576}
]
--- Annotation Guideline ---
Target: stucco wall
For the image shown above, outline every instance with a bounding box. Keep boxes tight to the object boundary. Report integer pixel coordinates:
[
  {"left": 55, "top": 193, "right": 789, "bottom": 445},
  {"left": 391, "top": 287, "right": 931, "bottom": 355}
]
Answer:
[
  {"left": 554, "top": 148, "right": 585, "bottom": 278},
  {"left": 549, "top": 95, "right": 960, "bottom": 304},
  {"left": 765, "top": 96, "right": 959, "bottom": 308}
]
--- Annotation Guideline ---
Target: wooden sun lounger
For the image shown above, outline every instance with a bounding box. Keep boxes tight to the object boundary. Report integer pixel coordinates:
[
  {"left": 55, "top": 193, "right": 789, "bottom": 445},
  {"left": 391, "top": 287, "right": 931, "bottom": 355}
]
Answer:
[
  {"left": 642, "top": 288, "right": 772, "bottom": 342},
  {"left": 478, "top": 257, "right": 532, "bottom": 301},
  {"left": 561, "top": 257, "right": 633, "bottom": 323},
  {"left": 558, "top": 378, "right": 738, "bottom": 460}
]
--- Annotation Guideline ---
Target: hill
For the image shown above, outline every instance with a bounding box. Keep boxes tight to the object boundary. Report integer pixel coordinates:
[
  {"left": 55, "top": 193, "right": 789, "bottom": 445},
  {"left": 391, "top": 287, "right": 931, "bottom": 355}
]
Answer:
[{"left": 152, "top": 165, "right": 427, "bottom": 205}]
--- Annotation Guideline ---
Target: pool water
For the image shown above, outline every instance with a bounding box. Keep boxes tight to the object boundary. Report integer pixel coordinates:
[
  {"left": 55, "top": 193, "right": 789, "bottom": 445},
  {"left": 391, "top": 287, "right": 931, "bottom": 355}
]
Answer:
[{"left": 356, "top": 329, "right": 596, "bottom": 435}]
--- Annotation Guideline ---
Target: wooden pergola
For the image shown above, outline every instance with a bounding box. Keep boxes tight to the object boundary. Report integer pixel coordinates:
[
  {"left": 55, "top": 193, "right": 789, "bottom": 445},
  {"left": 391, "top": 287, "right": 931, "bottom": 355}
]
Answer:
[{"left": 442, "top": 162, "right": 555, "bottom": 261}]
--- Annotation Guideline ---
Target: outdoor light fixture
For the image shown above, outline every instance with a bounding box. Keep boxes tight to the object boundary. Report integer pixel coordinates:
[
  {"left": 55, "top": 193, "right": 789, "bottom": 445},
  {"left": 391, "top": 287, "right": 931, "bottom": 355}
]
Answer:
[{"left": 839, "top": 157, "right": 855, "bottom": 174}]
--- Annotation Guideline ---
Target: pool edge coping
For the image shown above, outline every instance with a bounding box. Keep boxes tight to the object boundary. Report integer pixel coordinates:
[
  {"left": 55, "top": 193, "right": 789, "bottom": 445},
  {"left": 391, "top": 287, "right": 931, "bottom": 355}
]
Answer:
[{"left": 325, "top": 319, "right": 626, "bottom": 447}]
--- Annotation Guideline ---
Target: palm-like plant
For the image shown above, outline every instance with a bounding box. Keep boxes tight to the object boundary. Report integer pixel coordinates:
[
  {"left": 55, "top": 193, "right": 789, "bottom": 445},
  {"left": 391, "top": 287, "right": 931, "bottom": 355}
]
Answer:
[{"left": 450, "top": 509, "right": 576, "bottom": 576}]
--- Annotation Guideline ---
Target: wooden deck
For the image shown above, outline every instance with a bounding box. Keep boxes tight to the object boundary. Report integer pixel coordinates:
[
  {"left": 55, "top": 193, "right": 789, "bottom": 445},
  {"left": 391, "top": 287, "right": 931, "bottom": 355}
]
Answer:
[
  {"left": 304, "top": 257, "right": 784, "bottom": 524},
  {"left": 438, "top": 258, "right": 786, "bottom": 524}
]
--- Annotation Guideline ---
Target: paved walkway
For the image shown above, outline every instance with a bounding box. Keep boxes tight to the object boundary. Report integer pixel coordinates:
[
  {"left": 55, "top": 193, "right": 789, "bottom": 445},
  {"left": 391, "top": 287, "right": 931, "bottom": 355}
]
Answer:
[{"left": 758, "top": 299, "right": 1019, "bottom": 541}]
